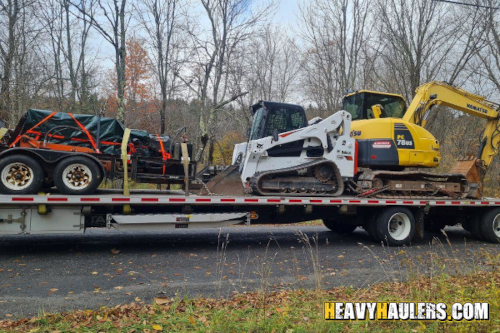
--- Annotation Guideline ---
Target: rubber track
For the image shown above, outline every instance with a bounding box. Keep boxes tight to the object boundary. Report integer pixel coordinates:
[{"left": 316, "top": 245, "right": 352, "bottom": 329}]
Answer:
[
  {"left": 249, "top": 159, "right": 345, "bottom": 197},
  {"left": 359, "top": 170, "right": 470, "bottom": 199}
]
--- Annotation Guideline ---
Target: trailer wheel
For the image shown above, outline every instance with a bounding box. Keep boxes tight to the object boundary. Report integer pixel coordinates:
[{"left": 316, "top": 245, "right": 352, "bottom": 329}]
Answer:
[
  {"left": 373, "top": 207, "right": 415, "bottom": 246},
  {"left": 479, "top": 208, "right": 500, "bottom": 243},
  {"left": 0, "top": 155, "right": 44, "bottom": 194},
  {"left": 323, "top": 218, "right": 357, "bottom": 234},
  {"left": 53, "top": 156, "right": 102, "bottom": 195}
]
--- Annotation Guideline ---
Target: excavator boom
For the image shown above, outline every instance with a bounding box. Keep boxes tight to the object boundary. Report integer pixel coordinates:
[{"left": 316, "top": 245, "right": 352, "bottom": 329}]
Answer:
[{"left": 403, "top": 81, "right": 500, "bottom": 168}]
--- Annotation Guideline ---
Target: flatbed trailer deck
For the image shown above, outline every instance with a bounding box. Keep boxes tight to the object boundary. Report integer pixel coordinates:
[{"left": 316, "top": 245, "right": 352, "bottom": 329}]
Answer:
[{"left": 1, "top": 190, "right": 499, "bottom": 246}]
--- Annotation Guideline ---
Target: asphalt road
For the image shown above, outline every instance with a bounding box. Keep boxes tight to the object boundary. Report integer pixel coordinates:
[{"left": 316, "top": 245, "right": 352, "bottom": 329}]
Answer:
[{"left": 0, "top": 225, "right": 499, "bottom": 318}]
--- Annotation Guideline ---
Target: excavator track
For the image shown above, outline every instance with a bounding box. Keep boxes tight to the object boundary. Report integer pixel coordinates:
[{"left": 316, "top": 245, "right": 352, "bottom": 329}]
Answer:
[
  {"left": 249, "top": 160, "right": 345, "bottom": 197},
  {"left": 357, "top": 170, "right": 470, "bottom": 199}
]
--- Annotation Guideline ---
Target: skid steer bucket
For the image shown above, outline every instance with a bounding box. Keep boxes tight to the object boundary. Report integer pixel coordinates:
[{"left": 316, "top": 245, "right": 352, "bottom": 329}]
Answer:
[
  {"left": 198, "top": 165, "right": 246, "bottom": 196},
  {"left": 449, "top": 156, "right": 485, "bottom": 199}
]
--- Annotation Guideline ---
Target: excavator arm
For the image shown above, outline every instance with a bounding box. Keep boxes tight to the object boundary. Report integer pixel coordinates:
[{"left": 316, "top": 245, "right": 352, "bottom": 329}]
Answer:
[{"left": 403, "top": 81, "right": 500, "bottom": 168}]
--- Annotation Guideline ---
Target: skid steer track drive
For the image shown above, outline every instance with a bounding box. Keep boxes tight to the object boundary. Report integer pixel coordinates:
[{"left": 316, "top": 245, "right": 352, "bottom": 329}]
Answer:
[{"left": 249, "top": 160, "right": 344, "bottom": 196}]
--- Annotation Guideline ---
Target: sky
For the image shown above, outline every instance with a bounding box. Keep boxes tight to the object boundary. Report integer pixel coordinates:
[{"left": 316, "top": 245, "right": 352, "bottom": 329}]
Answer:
[
  {"left": 94, "top": 0, "right": 301, "bottom": 78},
  {"left": 271, "top": 0, "right": 300, "bottom": 23}
]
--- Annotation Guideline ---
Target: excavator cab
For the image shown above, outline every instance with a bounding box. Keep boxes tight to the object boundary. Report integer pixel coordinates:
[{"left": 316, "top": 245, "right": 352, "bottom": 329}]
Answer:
[{"left": 342, "top": 91, "right": 407, "bottom": 120}]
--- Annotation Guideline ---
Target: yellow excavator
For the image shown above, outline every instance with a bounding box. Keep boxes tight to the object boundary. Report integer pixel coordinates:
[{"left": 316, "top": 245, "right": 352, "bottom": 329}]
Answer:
[{"left": 343, "top": 81, "right": 500, "bottom": 199}]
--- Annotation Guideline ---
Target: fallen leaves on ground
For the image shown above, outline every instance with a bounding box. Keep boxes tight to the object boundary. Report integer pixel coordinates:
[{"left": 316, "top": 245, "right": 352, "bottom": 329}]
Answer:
[{"left": 0, "top": 268, "right": 499, "bottom": 332}]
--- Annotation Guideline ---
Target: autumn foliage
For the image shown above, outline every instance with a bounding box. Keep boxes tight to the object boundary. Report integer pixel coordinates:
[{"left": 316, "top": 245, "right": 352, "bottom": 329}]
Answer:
[
  {"left": 211, "top": 130, "right": 247, "bottom": 165},
  {"left": 106, "top": 38, "right": 156, "bottom": 130}
]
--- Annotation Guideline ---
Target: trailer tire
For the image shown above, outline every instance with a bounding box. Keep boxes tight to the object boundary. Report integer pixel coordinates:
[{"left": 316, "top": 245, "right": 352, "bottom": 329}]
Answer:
[
  {"left": 469, "top": 212, "right": 486, "bottom": 241},
  {"left": 323, "top": 218, "right": 357, "bottom": 234},
  {"left": 0, "top": 154, "right": 44, "bottom": 194},
  {"left": 479, "top": 208, "right": 500, "bottom": 243},
  {"left": 365, "top": 211, "right": 382, "bottom": 242},
  {"left": 53, "top": 156, "right": 102, "bottom": 195},
  {"left": 373, "top": 207, "right": 415, "bottom": 246}
]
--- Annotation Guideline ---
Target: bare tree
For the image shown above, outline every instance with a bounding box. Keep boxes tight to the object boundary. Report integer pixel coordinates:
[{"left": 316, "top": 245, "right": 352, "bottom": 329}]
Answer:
[
  {"left": 135, "top": 0, "right": 188, "bottom": 134},
  {"left": 480, "top": 0, "right": 500, "bottom": 94},
  {"left": 299, "top": 0, "right": 371, "bottom": 113},
  {"left": 178, "top": 0, "right": 273, "bottom": 162},
  {"left": 70, "top": 0, "right": 129, "bottom": 123},
  {"left": 375, "top": 0, "right": 484, "bottom": 99},
  {"left": 247, "top": 26, "right": 300, "bottom": 102},
  {"left": 0, "top": 0, "right": 24, "bottom": 119}
]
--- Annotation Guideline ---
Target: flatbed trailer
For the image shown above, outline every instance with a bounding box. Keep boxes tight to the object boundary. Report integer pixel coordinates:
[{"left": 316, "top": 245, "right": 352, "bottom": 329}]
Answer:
[{"left": 1, "top": 190, "right": 499, "bottom": 246}]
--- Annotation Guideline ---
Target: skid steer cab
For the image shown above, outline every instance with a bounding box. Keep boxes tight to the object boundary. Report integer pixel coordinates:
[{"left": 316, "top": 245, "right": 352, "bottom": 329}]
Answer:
[
  {"left": 204, "top": 101, "right": 357, "bottom": 197},
  {"left": 232, "top": 101, "right": 310, "bottom": 165}
]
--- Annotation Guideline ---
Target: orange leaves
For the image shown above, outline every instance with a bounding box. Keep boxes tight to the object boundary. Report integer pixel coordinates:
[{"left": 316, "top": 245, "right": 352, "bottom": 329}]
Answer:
[
  {"left": 126, "top": 37, "right": 152, "bottom": 103},
  {"left": 105, "top": 37, "right": 155, "bottom": 126}
]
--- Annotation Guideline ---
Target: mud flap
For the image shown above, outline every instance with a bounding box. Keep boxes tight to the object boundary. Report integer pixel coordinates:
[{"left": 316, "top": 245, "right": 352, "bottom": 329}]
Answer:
[
  {"left": 198, "top": 165, "right": 246, "bottom": 196},
  {"left": 414, "top": 208, "right": 425, "bottom": 241}
]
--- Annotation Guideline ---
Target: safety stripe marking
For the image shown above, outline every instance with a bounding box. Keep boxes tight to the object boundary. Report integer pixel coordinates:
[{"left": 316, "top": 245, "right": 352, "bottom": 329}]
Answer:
[
  {"left": 81, "top": 198, "right": 100, "bottom": 202},
  {"left": 112, "top": 198, "right": 130, "bottom": 202},
  {"left": 169, "top": 198, "right": 185, "bottom": 202},
  {"left": 141, "top": 198, "right": 159, "bottom": 202},
  {"left": 47, "top": 198, "right": 68, "bottom": 202},
  {"left": 4, "top": 196, "right": 500, "bottom": 207},
  {"left": 12, "top": 198, "right": 33, "bottom": 202}
]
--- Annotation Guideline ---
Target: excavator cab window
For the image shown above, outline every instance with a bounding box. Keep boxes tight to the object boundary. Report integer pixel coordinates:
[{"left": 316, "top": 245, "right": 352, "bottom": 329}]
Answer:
[{"left": 343, "top": 92, "right": 406, "bottom": 120}]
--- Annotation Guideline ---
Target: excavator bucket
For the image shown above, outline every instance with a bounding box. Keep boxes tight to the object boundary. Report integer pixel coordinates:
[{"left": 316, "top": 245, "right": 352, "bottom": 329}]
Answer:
[
  {"left": 198, "top": 165, "right": 247, "bottom": 196},
  {"left": 449, "top": 156, "right": 485, "bottom": 199}
]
